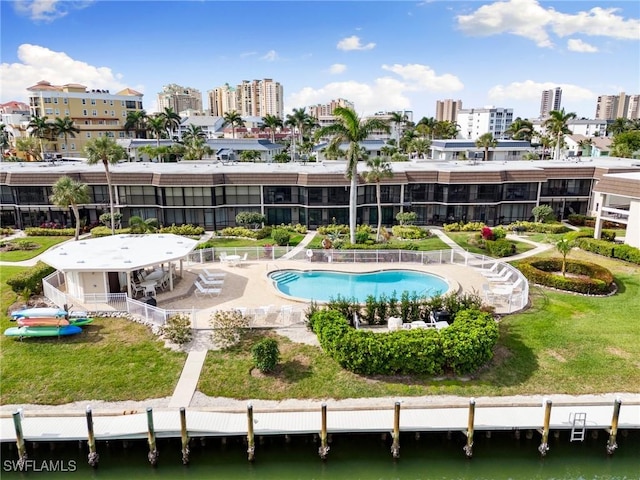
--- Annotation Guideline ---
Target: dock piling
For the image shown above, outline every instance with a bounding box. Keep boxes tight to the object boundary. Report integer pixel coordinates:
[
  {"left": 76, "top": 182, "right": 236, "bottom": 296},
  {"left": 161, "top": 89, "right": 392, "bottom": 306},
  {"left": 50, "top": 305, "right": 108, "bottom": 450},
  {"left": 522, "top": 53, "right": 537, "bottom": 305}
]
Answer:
[
  {"left": 606, "top": 397, "right": 622, "bottom": 455},
  {"left": 180, "top": 407, "right": 190, "bottom": 465},
  {"left": 391, "top": 401, "right": 401, "bottom": 459},
  {"left": 12, "top": 409, "right": 28, "bottom": 469},
  {"left": 146, "top": 407, "right": 158, "bottom": 466},
  {"left": 538, "top": 399, "right": 552, "bottom": 456},
  {"left": 85, "top": 406, "right": 99, "bottom": 467},
  {"left": 247, "top": 403, "right": 255, "bottom": 462},
  {"left": 318, "top": 403, "right": 330, "bottom": 460},
  {"left": 463, "top": 398, "right": 475, "bottom": 458}
]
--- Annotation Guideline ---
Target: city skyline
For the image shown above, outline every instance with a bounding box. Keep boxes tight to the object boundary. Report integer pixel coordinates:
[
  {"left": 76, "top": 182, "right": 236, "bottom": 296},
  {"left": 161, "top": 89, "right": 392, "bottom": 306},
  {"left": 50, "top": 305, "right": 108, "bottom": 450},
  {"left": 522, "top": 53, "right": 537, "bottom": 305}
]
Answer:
[{"left": 1, "top": 0, "right": 638, "bottom": 120}]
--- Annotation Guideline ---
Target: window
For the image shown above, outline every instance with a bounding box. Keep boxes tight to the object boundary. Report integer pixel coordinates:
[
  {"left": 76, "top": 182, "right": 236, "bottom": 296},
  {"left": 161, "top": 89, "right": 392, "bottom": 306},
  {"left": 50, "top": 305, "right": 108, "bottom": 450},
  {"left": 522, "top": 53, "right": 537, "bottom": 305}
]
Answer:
[
  {"left": 86, "top": 132, "right": 91, "bottom": 138},
  {"left": 44, "top": 97, "right": 52, "bottom": 104},
  {"left": 92, "top": 110, "right": 97, "bottom": 116},
  {"left": 103, "top": 100, "right": 107, "bottom": 104},
  {"left": 45, "top": 108, "right": 53, "bottom": 115},
  {"left": 104, "top": 110, "right": 108, "bottom": 115},
  {"left": 63, "top": 98, "right": 68, "bottom": 104},
  {"left": 61, "top": 144, "right": 66, "bottom": 150},
  {"left": 53, "top": 98, "right": 58, "bottom": 104},
  {"left": 119, "top": 132, "right": 125, "bottom": 138},
  {"left": 111, "top": 110, "right": 115, "bottom": 116},
  {"left": 122, "top": 111, "right": 127, "bottom": 117},
  {"left": 83, "top": 109, "right": 88, "bottom": 116},
  {"left": 91, "top": 99, "right": 96, "bottom": 105},
  {"left": 70, "top": 143, "right": 75, "bottom": 150},
  {"left": 64, "top": 109, "right": 69, "bottom": 116},
  {"left": 54, "top": 109, "right": 60, "bottom": 115},
  {"left": 110, "top": 100, "right": 114, "bottom": 106},
  {"left": 82, "top": 99, "right": 86, "bottom": 105}
]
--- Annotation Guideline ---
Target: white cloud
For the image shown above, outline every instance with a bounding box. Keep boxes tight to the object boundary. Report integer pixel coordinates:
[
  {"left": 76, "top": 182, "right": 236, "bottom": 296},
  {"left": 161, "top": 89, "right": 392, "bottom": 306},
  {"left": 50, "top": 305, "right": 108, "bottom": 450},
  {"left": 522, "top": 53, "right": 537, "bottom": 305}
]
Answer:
[
  {"left": 329, "top": 63, "right": 347, "bottom": 74},
  {"left": 336, "top": 35, "right": 376, "bottom": 51},
  {"left": 567, "top": 38, "right": 598, "bottom": 53},
  {"left": 381, "top": 64, "right": 464, "bottom": 92},
  {"left": 240, "top": 51, "right": 257, "bottom": 58},
  {"left": 13, "top": 0, "right": 94, "bottom": 22},
  {"left": 0, "top": 44, "right": 141, "bottom": 104},
  {"left": 456, "top": 0, "right": 639, "bottom": 47},
  {"left": 261, "top": 50, "right": 279, "bottom": 61},
  {"left": 488, "top": 80, "right": 594, "bottom": 102},
  {"left": 287, "top": 63, "right": 461, "bottom": 116}
]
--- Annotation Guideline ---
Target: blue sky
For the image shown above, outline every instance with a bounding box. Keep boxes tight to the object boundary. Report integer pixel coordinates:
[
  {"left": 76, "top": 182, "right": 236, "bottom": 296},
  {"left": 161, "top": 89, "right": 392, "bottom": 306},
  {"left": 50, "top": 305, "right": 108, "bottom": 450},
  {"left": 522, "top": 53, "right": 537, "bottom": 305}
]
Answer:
[{"left": 1, "top": 0, "right": 638, "bottom": 120}]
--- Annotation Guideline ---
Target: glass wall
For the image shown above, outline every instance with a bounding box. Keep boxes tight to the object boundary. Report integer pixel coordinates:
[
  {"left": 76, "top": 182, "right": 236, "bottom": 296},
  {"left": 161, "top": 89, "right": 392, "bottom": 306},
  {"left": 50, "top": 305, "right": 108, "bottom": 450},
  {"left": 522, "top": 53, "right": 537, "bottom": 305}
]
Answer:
[{"left": 503, "top": 183, "right": 538, "bottom": 201}]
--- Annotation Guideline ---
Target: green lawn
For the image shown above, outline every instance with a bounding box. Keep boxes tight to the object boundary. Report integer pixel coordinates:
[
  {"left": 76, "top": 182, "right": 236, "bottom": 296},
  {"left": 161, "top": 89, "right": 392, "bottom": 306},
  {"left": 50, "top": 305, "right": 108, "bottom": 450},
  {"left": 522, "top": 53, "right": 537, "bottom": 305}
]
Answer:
[
  {"left": 306, "top": 233, "right": 451, "bottom": 251},
  {"left": 0, "top": 236, "right": 72, "bottom": 262},
  {"left": 202, "top": 233, "right": 305, "bottom": 248},
  {"left": 446, "top": 231, "right": 536, "bottom": 257},
  {"left": 199, "top": 250, "right": 640, "bottom": 399}
]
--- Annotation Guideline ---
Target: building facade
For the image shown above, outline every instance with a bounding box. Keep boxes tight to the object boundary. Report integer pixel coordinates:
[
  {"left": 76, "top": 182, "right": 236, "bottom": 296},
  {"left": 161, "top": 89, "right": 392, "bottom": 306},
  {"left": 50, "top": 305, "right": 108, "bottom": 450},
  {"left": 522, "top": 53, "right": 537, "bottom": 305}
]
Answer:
[
  {"left": 595, "top": 92, "right": 640, "bottom": 120},
  {"left": 457, "top": 107, "right": 514, "bottom": 140},
  {"left": 157, "top": 84, "right": 203, "bottom": 114},
  {"left": 308, "top": 99, "right": 355, "bottom": 118},
  {"left": 208, "top": 79, "right": 284, "bottom": 119},
  {"left": 435, "top": 99, "right": 462, "bottom": 123},
  {"left": 26, "top": 80, "right": 144, "bottom": 156},
  {"left": 2, "top": 157, "right": 637, "bottom": 233},
  {"left": 539, "top": 87, "right": 562, "bottom": 118},
  {"left": 207, "top": 83, "right": 238, "bottom": 117}
]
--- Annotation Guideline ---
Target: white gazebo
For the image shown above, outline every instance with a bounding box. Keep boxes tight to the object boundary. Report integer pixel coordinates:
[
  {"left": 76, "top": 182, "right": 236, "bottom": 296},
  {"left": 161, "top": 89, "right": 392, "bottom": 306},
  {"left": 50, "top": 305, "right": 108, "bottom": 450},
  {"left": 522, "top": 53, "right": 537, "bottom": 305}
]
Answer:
[{"left": 39, "top": 234, "right": 199, "bottom": 299}]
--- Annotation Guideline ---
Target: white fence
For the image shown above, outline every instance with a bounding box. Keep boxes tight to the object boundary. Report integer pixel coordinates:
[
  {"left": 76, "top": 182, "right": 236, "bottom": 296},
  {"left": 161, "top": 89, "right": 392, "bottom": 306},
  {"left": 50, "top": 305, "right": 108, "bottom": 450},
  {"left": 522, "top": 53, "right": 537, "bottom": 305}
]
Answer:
[{"left": 187, "top": 245, "right": 294, "bottom": 264}]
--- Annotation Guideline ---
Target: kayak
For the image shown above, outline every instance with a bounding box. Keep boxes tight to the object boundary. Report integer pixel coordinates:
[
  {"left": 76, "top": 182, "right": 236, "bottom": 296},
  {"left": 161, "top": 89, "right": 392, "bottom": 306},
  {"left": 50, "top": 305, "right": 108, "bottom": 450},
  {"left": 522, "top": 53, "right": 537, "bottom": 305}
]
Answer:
[
  {"left": 17, "top": 317, "right": 70, "bottom": 327},
  {"left": 69, "top": 317, "right": 93, "bottom": 327},
  {"left": 4, "top": 325, "right": 83, "bottom": 338},
  {"left": 11, "top": 307, "right": 67, "bottom": 319}
]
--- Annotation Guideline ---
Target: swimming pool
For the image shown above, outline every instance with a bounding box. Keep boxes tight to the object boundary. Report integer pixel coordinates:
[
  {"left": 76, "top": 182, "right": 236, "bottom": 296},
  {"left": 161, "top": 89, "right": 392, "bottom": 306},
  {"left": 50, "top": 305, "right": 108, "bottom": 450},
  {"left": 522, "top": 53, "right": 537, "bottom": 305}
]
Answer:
[{"left": 269, "top": 269, "right": 449, "bottom": 303}]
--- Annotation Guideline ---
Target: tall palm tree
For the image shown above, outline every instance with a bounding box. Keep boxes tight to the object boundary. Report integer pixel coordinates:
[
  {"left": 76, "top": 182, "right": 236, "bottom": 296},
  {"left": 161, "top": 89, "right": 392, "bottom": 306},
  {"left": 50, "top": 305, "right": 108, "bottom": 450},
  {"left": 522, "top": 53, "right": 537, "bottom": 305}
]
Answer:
[
  {"left": 389, "top": 112, "right": 408, "bottom": 146},
  {"left": 223, "top": 110, "right": 245, "bottom": 139},
  {"left": 50, "top": 176, "right": 89, "bottom": 240},
  {"left": 182, "top": 124, "right": 206, "bottom": 143},
  {"left": 52, "top": 116, "right": 80, "bottom": 153},
  {"left": 475, "top": 132, "right": 498, "bottom": 162},
  {"left": 433, "top": 120, "right": 459, "bottom": 139},
  {"left": 544, "top": 108, "right": 577, "bottom": 160},
  {"left": 285, "top": 107, "right": 312, "bottom": 161},
  {"left": 83, "top": 137, "right": 127, "bottom": 234},
  {"left": 409, "top": 138, "right": 431, "bottom": 159},
  {"left": 363, "top": 157, "right": 393, "bottom": 241},
  {"left": 417, "top": 116, "right": 437, "bottom": 139},
  {"left": 28, "top": 115, "right": 53, "bottom": 159},
  {"left": 506, "top": 117, "right": 533, "bottom": 141},
  {"left": 124, "top": 110, "right": 148, "bottom": 139},
  {"left": 577, "top": 138, "right": 594, "bottom": 157},
  {"left": 146, "top": 115, "right": 167, "bottom": 162},
  {"left": 315, "top": 107, "right": 390, "bottom": 243},
  {"left": 160, "top": 107, "right": 181, "bottom": 140},
  {"left": 607, "top": 117, "right": 629, "bottom": 137},
  {"left": 261, "top": 114, "right": 283, "bottom": 142}
]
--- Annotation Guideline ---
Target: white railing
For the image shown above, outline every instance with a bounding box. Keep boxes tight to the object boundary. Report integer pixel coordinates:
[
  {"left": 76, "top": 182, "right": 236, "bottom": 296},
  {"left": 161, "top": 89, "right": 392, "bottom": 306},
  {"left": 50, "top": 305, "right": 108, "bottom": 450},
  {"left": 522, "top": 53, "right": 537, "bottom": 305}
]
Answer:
[{"left": 187, "top": 245, "right": 293, "bottom": 264}]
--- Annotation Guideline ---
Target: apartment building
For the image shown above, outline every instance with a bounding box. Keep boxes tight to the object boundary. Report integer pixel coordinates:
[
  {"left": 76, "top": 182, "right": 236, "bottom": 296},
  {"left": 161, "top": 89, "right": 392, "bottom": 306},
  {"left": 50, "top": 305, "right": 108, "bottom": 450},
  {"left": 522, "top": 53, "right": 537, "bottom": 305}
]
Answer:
[
  {"left": 531, "top": 118, "right": 609, "bottom": 138},
  {"left": 208, "top": 79, "right": 283, "bottom": 119},
  {"left": 539, "top": 87, "right": 562, "bottom": 118},
  {"left": 308, "top": 99, "right": 355, "bottom": 118},
  {"left": 2, "top": 155, "right": 637, "bottom": 232},
  {"left": 157, "top": 84, "right": 203, "bottom": 114},
  {"left": 207, "top": 83, "right": 238, "bottom": 117},
  {"left": 435, "top": 99, "right": 462, "bottom": 123},
  {"left": 26, "top": 80, "right": 144, "bottom": 156},
  {"left": 457, "top": 107, "right": 513, "bottom": 140},
  {"left": 595, "top": 92, "right": 640, "bottom": 120}
]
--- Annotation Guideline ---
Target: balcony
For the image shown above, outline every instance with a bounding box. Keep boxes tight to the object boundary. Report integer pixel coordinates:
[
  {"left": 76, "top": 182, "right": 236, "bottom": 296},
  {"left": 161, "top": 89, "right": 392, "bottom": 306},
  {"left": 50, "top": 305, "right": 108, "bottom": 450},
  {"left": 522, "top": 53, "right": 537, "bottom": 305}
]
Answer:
[{"left": 601, "top": 205, "right": 630, "bottom": 224}]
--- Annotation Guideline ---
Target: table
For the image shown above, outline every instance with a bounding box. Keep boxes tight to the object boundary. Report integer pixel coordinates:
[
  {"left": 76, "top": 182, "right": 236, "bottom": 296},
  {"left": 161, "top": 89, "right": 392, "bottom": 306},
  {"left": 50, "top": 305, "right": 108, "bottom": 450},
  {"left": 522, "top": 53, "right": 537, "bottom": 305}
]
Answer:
[
  {"left": 139, "top": 279, "right": 158, "bottom": 296},
  {"left": 144, "top": 269, "right": 165, "bottom": 282},
  {"left": 223, "top": 255, "right": 241, "bottom": 266}
]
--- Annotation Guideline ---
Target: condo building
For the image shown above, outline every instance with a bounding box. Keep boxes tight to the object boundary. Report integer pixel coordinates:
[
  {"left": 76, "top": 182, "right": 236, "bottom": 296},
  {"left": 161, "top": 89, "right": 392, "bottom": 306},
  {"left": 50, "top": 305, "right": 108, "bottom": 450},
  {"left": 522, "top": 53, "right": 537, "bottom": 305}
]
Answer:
[
  {"left": 308, "top": 99, "right": 355, "bottom": 119},
  {"left": 157, "top": 84, "right": 203, "bottom": 114},
  {"left": 457, "top": 107, "right": 513, "bottom": 140},
  {"left": 539, "top": 87, "right": 562, "bottom": 118},
  {"left": 435, "top": 99, "right": 462, "bottom": 123},
  {"left": 26, "top": 80, "right": 144, "bottom": 156},
  {"left": 208, "top": 79, "right": 284, "bottom": 119},
  {"left": 595, "top": 92, "right": 640, "bottom": 120}
]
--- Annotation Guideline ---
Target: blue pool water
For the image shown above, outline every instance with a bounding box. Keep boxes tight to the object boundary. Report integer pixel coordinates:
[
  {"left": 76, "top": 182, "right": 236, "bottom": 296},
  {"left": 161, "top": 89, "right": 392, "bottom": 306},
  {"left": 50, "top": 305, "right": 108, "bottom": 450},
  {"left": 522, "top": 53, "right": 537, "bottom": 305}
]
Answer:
[{"left": 269, "top": 269, "right": 449, "bottom": 303}]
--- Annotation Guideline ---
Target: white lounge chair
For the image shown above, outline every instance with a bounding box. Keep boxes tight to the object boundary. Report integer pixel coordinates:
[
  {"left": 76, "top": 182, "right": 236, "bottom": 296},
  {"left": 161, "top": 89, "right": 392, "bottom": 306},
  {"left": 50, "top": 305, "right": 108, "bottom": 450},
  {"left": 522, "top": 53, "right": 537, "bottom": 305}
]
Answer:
[
  {"left": 488, "top": 269, "right": 513, "bottom": 283},
  {"left": 479, "top": 263, "right": 501, "bottom": 277},
  {"left": 198, "top": 274, "right": 224, "bottom": 286},
  {"left": 202, "top": 268, "right": 226, "bottom": 279},
  {"left": 194, "top": 281, "right": 221, "bottom": 297}
]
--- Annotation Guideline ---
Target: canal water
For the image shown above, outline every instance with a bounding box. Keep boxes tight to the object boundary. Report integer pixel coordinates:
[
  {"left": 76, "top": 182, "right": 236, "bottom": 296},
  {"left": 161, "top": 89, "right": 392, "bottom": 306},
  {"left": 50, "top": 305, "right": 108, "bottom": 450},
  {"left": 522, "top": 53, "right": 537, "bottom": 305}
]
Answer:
[{"left": 2, "top": 430, "right": 639, "bottom": 479}]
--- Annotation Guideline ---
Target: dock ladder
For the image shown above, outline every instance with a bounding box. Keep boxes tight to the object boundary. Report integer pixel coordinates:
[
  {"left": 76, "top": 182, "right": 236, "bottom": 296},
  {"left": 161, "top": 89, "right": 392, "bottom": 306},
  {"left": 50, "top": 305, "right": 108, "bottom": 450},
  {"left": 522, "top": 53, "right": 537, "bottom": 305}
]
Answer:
[{"left": 570, "top": 412, "right": 587, "bottom": 442}]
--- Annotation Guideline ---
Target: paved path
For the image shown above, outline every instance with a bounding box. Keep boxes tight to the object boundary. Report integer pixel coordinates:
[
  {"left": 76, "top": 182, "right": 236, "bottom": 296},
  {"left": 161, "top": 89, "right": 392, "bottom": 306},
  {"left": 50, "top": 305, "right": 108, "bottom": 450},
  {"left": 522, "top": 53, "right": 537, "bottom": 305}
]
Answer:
[{"left": 281, "top": 230, "right": 316, "bottom": 259}]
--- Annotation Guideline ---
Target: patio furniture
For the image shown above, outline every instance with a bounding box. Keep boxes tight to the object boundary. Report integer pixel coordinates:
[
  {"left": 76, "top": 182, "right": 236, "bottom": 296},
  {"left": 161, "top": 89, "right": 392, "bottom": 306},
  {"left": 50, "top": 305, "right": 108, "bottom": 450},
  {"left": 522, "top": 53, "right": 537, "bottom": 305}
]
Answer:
[
  {"left": 194, "top": 281, "right": 221, "bottom": 297},
  {"left": 131, "top": 282, "right": 146, "bottom": 298},
  {"left": 202, "top": 268, "right": 226, "bottom": 279},
  {"left": 224, "top": 254, "right": 242, "bottom": 266},
  {"left": 479, "top": 263, "right": 501, "bottom": 277},
  {"left": 488, "top": 269, "right": 513, "bottom": 283},
  {"left": 198, "top": 274, "right": 224, "bottom": 286},
  {"left": 139, "top": 279, "right": 158, "bottom": 296}
]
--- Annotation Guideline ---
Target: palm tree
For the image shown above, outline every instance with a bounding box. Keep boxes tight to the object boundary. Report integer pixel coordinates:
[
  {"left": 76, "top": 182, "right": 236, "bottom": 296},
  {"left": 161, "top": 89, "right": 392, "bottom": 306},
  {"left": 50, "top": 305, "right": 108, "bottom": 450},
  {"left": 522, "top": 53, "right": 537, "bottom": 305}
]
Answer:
[
  {"left": 506, "top": 117, "right": 534, "bottom": 141},
  {"left": 83, "top": 137, "right": 127, "bottom": 234},
  {"left": 50, "top": 176, "right": 89, "bottom": 240},
  {"left": 417, "top": 116, "right": 437, "bottom": 139},
  {"left": 160, "top": 107, "right": 181, "bottom": 140},
  {"left": 240, "top": 150, "right": 261, "bottom": 162},
  {"left": 433, "top": 120, "right": 459, "bottom": 139},
  {"left": 556, "top": 238, "right": 574, "bottom": 277},
  {"left": 261, "top": 114, "right": 283, "bottom": 143},
  {"left": 146, "top": 115, "right": 167, "bottom": 162},
  {"left": 315, "top": 106, "right": 390, "bottom": 243},
  {"left": 363, "top": 157, "right": 393, "bottom": 241},
  {"left": 285, "top": 108, "right": 308, "bottom": 162},
  {"left": 389, "top": 112, "right": 408, "bottom": 146},
  {"left": 607, "top": 117, "right": 629, "bottom": 137},
  {"left": 223, "top": 111, "right": 245, "bottom": 139},
  {"left": 124, "top": 110, "right": 148, "bottom": 139},
  {"left": 182, "top": 138, "right": 212, "bottom": 160},
  {"left": 475, "top": 132, "right": 497, "bottom": 161},
  {"left": 409, "top": 138, "right": 431, "bottom": 159},
  {"left": 544, "top": 108, "right": 577, "bottom": 161},
  {"left": 577, "top": 138, "right": 594, "bottom": 157},
  {"left": 128, "top": 215, "right": 158, "bottom": 234},
  {"left": 52, "top": 116, "right": 80, "bottom": 153},
  {"left": 28, "top": 115, "right": 53, "bottom": 159},
  {"left": 182, "top": 124, "right": 206, "bottom": 144}
]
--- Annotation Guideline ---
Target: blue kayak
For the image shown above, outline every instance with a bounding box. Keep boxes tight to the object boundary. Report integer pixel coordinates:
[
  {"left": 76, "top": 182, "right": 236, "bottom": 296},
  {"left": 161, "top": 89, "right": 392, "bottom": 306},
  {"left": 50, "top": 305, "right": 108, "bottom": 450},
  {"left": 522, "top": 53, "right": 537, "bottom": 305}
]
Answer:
[{"left": 4, "top": 325, "right": 82, "bottom": 338}]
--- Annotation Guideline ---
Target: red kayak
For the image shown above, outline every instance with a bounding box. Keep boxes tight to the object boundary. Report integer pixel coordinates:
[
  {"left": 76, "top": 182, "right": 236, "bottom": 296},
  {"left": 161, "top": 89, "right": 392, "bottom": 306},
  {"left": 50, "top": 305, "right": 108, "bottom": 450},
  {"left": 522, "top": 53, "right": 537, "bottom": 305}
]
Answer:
[{"left": 17, "top": 317, "right": 70, "bottom": 327}]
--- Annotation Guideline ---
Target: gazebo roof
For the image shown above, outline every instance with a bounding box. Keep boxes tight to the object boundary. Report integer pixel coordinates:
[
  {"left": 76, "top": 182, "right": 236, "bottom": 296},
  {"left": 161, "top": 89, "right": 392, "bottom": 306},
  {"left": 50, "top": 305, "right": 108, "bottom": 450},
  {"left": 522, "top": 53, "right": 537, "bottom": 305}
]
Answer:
[{"left": 40, "top": 234, "right": 199, "bottom": 272}]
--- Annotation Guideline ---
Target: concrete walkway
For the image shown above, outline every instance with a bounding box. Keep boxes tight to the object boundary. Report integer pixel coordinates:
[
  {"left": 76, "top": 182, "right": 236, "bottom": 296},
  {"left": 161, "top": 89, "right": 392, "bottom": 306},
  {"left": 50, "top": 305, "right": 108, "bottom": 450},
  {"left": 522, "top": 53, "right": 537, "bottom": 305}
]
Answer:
[
  {"left": 281, "top": 230, "right": 316, "bottom": 259},
  {"left": 168, "top": 349, "right": 208, "bottom": 408}
]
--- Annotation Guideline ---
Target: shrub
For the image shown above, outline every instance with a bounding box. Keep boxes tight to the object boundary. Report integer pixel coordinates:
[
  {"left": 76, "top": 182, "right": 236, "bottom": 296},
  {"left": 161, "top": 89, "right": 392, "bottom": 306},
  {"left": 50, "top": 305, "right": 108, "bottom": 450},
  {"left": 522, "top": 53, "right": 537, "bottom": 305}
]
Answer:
[
  {"left": 396, "top": 212, "right": 417, "bottom": 226},
  {"left": 210, "top": 310, "right": 249, "bottom": 348},
  {"left": 391, "top": 225, "right": 429, "bottom": 239},
  {"left": 1, "top": 227, "right": 15, "bottom": 236},
  {"left": 508, "top": 221, "right": 569, "bottom": 234},
  {"left": 90, "top": 226, "right": 129, "bottom": 237},
  {"left": 354, "top": 229, "right": 370, "bottom": 244},
  {"left": 567, "top": 214, "right": 590, "bottom": 226},
  {"left": 565, "top": 228, "right": 594, "bottom": 242},
  {"left": 481, "top": 226, "right": 494, "bottom": 240},
  {"left": 162, "top": 314, "right": 193, "bottom": 345},
  {"left": 492, "top": 226, "right": 507, "bottom": 240},
  {"left": 6, "top": 261, "right": 55, "bottom": 295},
  {"left": 251, "top": 338, "right": 280, "bottom": 373},
  {"left": 532, "top": 205, "right": 555, "bottom": 223},
  {"left": 317, "top": 224, "right": 349, "bottom": 236},
  {"left": 25, "top": 227, "right": 75, "bottom": 237},
  {"left": 600, "top": 229, "right": 616, "bottom": 241},
  {"left": 235, "top": 211, "right": 266, "bottom": 228},
  {"left": 576, "top": 238, "right": 640, "bottom": 265},
  {"left": 517, "top": 257, "right": 615, "bottom": 294},
  {"left": 220, "top": 226, "right": 257, "bottom": 239},
  {"left": 159, "top": 224, "right": 205, "bottom": 236},
  {"left": 255, "top": 226, "right": 273, "bottom": 239},
  {"left": 485, "top": 239, "right": 516, "bottom": 257},
  {"left": 272, "top": 228, "right": 291, "bottom": 246},
  {"left": 0, "top": 239, "right": 39, "bottom": 251}
]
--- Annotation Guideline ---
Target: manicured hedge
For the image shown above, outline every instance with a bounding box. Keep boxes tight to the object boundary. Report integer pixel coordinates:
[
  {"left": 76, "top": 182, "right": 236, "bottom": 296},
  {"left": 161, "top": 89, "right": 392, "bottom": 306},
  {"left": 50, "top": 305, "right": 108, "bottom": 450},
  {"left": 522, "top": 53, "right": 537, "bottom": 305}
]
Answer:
[
  {"left": 6, "top": 261, "right": 56, "bottom": 295},
  {"left": 25, "top": 227, "right": 75, "bottom": 236},
  {"left": 159, "top": 224, "right": 205, "bottom": 236},
  {"left": 485, "top": 239, "right": 516, "bottom": 257},
  {"left": 391, "top": 225, "right": 431, "bottom": 239},
  {"left": 507, "top": 221, "right": 570, "bottom": 234},
  {"left": 310, "top": 308, "right": 498, "bottom": 376},
  {"left": 517, "top": 257, "right": 615, "bottom": 295},
  {"left": 577, "top": 238, "right": 640, "bottom": 265}
]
